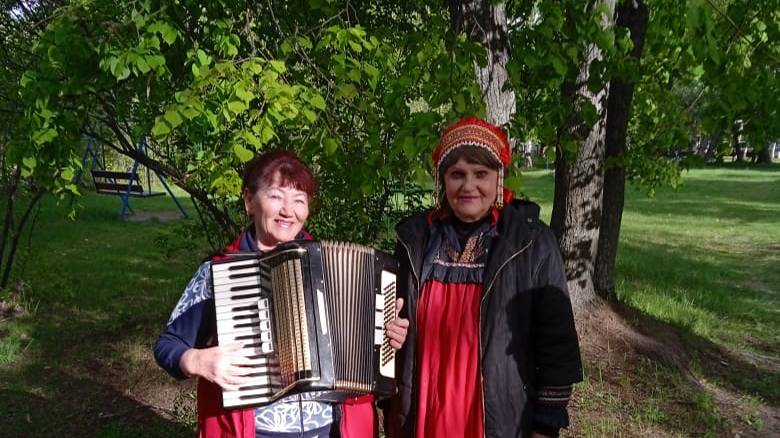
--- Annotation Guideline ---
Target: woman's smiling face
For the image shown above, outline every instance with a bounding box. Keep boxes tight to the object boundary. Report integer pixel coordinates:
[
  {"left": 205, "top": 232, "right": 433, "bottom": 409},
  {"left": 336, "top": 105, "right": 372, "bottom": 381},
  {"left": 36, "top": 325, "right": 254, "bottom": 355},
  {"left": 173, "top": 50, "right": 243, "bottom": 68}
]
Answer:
[
  {"left": 443, "top": 158, "right": 498, "bottom": 222},
  {"left": 244, "top": 173, "right": 310, "bottom": 250}
]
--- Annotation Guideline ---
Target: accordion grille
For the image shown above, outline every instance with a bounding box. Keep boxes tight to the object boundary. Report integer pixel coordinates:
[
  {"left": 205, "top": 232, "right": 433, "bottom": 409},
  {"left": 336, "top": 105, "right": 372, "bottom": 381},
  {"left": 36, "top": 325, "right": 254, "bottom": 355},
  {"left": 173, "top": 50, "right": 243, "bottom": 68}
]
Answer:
[
  {"left": 270, "top": 258, "right": 311, "bottom": 387},
  {"left": 323, "top": 242, "right": 373, "bottom": 393}
]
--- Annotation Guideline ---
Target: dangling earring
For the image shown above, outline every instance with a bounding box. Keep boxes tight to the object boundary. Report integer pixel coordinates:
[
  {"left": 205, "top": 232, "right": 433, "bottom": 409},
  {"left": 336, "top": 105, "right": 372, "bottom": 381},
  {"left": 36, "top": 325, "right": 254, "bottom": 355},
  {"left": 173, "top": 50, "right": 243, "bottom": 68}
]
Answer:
[
  {"left": 433, "top": 167, "right": 441, "bottom": 210},
  {"left": 495, "top": 166, "right": 504, "bottom": 209}
]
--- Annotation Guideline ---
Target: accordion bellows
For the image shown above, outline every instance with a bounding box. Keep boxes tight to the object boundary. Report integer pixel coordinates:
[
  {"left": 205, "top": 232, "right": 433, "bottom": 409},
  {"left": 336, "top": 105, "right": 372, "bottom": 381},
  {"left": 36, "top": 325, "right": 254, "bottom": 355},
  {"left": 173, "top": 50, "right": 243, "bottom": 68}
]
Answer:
[{"left": 211, "top": 240, "right": 398, "bottom": 409}]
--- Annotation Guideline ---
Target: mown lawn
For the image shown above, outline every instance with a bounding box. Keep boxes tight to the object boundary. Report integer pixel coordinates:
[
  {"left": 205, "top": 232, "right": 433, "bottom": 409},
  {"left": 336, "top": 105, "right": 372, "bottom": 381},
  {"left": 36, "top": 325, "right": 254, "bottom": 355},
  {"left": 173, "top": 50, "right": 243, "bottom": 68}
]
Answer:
[
  {"left": 0, "top": 194, "right": 207, "bottom": 436},
  {"left": 521, "top": 165, "right": 780, "bottom": 437},
  {"left": 1, "top": 165, "right": 778, "bottom": 437}
]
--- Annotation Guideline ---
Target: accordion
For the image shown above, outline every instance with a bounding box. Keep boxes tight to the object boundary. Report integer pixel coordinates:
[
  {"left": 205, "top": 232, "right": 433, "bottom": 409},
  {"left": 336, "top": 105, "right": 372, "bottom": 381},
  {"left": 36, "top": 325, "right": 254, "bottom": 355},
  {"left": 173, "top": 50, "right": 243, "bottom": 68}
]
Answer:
[{"left": 211, "top": 240, "right": 398, "bottom": 409}]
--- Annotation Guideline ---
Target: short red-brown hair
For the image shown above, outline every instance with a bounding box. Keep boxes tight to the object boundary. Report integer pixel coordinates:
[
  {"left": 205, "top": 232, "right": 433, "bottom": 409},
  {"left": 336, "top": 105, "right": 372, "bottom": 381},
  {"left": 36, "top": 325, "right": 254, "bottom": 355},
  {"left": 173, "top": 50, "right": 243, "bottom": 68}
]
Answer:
[{"left": 242, "top": 150, "right": 318, "bottom": 200}]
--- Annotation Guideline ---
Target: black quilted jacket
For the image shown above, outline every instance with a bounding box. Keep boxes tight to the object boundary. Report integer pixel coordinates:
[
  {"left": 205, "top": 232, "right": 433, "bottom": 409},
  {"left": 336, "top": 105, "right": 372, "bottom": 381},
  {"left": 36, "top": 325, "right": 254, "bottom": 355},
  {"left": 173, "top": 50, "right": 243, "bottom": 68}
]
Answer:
[{"left": 390, "top": 200, "right": 582, "bottom": 438}]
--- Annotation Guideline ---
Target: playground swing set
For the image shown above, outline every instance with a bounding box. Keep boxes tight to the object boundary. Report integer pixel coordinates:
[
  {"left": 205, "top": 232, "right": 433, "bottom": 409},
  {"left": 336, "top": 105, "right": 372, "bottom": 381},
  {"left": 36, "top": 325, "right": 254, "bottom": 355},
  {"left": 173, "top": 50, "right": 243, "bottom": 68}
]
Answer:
[{"left": 76, "top": 136, "right": 188, "bottom": 220}]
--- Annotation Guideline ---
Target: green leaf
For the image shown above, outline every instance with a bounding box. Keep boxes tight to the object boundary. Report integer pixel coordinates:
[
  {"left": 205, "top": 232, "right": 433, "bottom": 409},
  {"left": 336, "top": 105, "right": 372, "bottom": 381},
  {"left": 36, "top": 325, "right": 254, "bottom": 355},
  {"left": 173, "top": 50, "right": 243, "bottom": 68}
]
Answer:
[
  {"left": 551, "top": 56, "right": 567, "bottom": 77},
  {"left": 297, "top": 35, "right": 313, "bottom": 49},
  {"left": 22, "top": 156, "right": 36, "bottom": 172},
  {"left": 61, "top": 168, "right": 75, "bottom": 181},
  {"left": 259, "top": 124, "right": 275, "bottom": 143},
  {"left": 233, "top": 143, "right": 254, "bottom": 162},
  {"left": 181, "top": 106, "right": 200, "bottom": 120},
  {"left": 245, "top": 60, "right": 263, "bottom": 75},
  {"left": 347, "top": 68, "right": 361, "bottom": 82},
  {"left": 197, "top": 49, "right": 211, "bottom": 66},
  {"left": 364, "top": 63, "right": 379, "bottom": 80},
  {"left": 164, "top": 109, "right": 183, "bottom": 128},
  {"left": 309, "top": 94, "right": 326, "bottom": 110},
  {"left": 302, "top": 109, "right": 317, "bottom": 123},
  {"left": 454, "top": 94, "right": 466, "bottom": 113},
  {"left": 335, "top": 83, "right": 358, "bottom": 100},
  {"left": 594, "top": 29, "right": 615, "bottom": 51},
  {"left": 281, "top": 40, "right": 293, "bottom": 55},
  {"left": 268, "top": 60, "right": 287, "bottom": 73},
  {"left": 580, "top": 100, "right": 598, "bottom": 127},
  {"left": 400, "top": 136, "right": 417, "bottom": 159},
  {"left": 228, "top": 100, "right": 247, "bottom": 114},
  {"left": 243, "top": 131, "right": 261, "bottom": 148},
  {"left": 33, "top": 127, "right": 57, "bottom": 145},
  {"left": 136, "top": 56, "right": 151, "bottom": 74},
  {"left": 116, "top": 63, "right": 131, "bottom": 80},
  {"left": 147, "top": 55, "right": 166, "bottom": 69},
  {"left": 40, "top": 107, "right": 54, "bottom": 120},
  {"left": 151, "top": 120, "right": 171, "bottom": 138},
  {"left": 64, "top": 183, "right": 80, "bottom": 195},
  {"left": 20, "top": 72, "right": 34, "bottom": 87},
  {"left": 160, "top": 24, "right": 178, "bottom": 45},
  {"left": 235, "top": 86, "right": 254, "bottom": 103},
  {"left": 323, "top": 138, "right": 339, "bottom": 155}
]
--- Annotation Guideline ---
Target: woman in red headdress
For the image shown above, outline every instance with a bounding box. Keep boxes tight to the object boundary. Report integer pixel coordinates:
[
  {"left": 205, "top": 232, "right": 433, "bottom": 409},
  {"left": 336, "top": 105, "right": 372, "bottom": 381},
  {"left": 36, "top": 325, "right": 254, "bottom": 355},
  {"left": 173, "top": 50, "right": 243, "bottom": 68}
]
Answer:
[{"left": 388, "top": 117, "right": 582, "bottom": 438}]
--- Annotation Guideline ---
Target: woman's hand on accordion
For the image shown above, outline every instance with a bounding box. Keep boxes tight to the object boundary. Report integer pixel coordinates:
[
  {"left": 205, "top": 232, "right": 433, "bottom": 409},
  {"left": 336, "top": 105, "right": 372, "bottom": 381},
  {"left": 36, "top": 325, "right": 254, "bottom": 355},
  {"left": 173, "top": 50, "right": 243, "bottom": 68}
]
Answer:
[
  {"left": 385, "top": 298, "right": 409, "bottom": 350},
  {"left": 179, "top": 344, "right": 255, "bottom": 390}
]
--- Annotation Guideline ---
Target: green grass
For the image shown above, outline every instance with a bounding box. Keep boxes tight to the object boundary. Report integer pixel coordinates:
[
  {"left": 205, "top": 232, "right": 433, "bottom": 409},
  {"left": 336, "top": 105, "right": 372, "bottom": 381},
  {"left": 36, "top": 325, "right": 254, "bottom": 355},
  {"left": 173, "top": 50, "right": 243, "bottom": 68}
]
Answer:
[
  {"left": 522, "top": 165, "right": 780, "bottom": 435},
  {"left": 0, "top": 193, "right": 205, "bottom": 436},
  {"left": 1, "top": 166, "right": 779, "bottom": 436}
]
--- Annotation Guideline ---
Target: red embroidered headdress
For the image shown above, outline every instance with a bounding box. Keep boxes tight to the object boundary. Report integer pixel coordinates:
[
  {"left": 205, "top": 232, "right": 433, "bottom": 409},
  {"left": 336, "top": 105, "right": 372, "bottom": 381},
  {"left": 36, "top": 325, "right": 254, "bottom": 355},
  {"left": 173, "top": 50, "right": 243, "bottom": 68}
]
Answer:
[{"left": 432, "top": 117, "right": 513, "bottom": 209}]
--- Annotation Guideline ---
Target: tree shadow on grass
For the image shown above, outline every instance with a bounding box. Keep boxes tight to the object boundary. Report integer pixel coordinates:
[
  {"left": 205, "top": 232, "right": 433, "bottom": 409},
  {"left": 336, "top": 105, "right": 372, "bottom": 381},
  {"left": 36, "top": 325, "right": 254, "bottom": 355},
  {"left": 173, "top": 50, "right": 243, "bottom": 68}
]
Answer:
[
  {"left": 0, "top": 193, "right": 204, "bottom": 437},
  {"left": 0, "top": 307, "right": 195, "bottom": 437},
  {"left": 618, "top": 239, "right": 779, "bottom": 330},
  {"left": 615, "top": 240, "right": 780, "bottom": 405},
  {"left": 0, "top": 366, "right": 192, "bottom": 437},
  {"left": 627, "top": 178, "right": 780, "bottom": 224}
]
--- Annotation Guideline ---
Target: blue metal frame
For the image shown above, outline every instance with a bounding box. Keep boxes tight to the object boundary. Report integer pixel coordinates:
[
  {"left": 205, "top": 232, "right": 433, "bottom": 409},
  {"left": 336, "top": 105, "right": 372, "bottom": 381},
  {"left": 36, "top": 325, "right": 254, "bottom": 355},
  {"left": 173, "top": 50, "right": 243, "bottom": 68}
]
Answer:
[
  {"left": 80, "top": 135, "right": 189, "bottom": 220},
  {"left": 118, "top": 135, "right": 189, "bottom": 220}
]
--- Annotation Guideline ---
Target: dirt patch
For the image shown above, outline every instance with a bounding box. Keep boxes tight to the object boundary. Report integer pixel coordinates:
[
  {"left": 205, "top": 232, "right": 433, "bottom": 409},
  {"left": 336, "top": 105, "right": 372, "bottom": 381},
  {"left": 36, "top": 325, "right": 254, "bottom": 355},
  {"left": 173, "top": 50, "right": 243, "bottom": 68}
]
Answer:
[
  {"left": 568, "top": 299, "right": 780, "bottom": 437},
  {"left": 0, "top": 300, "right": 25, "bottom": 321},
  {"left": 0, "top": 285, "right": 28, "bottom": 322}
]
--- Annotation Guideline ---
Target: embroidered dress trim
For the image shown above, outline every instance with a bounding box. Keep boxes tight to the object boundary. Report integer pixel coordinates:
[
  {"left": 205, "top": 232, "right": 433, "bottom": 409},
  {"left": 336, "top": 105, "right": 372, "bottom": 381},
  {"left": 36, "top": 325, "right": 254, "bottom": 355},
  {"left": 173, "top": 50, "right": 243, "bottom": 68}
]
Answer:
[{"left": 422, "top": 218, "right": 496, "bottom": 285}]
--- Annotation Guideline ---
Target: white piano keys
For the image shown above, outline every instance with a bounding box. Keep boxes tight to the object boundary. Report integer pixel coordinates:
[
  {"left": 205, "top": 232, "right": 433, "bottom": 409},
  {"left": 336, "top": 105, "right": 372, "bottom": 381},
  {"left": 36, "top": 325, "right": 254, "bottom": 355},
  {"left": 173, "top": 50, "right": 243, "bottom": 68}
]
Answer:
[{"left": 212, "top": 259, "right": 280, "bottom": 409}]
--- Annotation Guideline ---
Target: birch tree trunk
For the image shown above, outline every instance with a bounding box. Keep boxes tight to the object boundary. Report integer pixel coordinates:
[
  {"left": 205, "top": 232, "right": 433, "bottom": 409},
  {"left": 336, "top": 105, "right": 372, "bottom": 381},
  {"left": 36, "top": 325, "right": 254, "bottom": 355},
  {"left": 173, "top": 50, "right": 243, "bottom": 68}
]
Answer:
[
  {"left": 550, "top": 0, "right": 616, "bottom": 314},
  {"left": 448, "top": 0, "right": 515, "bottom": 128}
]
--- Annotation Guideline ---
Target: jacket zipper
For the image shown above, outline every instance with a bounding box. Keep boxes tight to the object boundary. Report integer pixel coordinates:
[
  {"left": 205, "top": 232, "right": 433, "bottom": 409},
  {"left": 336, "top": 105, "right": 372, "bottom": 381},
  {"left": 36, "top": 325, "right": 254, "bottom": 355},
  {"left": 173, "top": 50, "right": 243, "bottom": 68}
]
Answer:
[
  {"left": 395, "top": 235, "right": 420, "bottom": 436},
  {"left": 397, "top": 237, "right": 420, "bottom": 293},
  {"left": 478, "top": 240, "right": 533, "bottom": 437}
]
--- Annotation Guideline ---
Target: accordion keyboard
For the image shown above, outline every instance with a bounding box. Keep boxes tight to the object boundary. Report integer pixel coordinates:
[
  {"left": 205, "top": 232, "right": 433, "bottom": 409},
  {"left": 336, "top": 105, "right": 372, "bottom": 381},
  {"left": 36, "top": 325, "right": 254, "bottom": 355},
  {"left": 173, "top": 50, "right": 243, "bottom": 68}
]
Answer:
[
  {"left": 212, "top": 258, "right": 282, "bottom": 408},
  {"left": 211, "top": 241, "right": 398, "bottom": 409}
]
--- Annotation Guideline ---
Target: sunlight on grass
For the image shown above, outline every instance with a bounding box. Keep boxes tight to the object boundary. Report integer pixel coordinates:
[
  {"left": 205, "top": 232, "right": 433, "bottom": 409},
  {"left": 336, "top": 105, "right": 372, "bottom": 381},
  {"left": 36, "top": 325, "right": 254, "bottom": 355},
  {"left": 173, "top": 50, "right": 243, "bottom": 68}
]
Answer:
[
  {"left": 523, "top": 166, "right": 780, "bottom": 432},
  {"left": 524, "top": 168, "right": 780, "bottom": 352}
]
